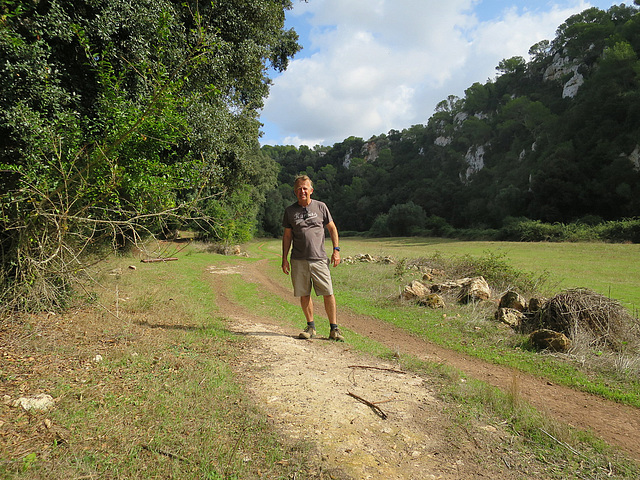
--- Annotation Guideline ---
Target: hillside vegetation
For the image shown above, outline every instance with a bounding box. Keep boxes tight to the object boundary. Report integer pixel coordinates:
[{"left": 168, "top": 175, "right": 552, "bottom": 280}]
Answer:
[{"left": 260, "top": 4, "right": 640, "bottom": 240}]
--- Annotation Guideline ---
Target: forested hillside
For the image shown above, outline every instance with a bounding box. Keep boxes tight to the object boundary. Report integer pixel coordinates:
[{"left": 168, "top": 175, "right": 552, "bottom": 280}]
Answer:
[{"left": 260, "top": 4, "right": 640, "bottom": 239}]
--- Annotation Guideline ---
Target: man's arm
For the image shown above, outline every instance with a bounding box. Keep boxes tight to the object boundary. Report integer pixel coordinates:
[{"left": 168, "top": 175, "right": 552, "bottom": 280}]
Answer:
[
  {"left": 326, "top": 221, "right": 340, "bottom": 267},
  {"left": 282, "top": 227, "right": 293, "bottom": 274}
]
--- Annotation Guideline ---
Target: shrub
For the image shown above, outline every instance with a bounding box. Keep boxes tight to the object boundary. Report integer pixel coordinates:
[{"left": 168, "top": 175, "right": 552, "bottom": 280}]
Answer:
[
  {"left": 368, "top": 213, "right": 391, "bottom": 237},
  {"left": 386, "top": 202, "right": 427, "bottom": 236},
  {"left": 597, "top": 218, "right": 640, "bottom": 243}
]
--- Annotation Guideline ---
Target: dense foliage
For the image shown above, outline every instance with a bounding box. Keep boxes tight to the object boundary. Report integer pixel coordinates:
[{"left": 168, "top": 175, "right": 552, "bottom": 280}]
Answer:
[
  {"left": 260, "top": 4, "right": 640, "bottom": 241},
  {"left": 0, "top": 0, "right": 299, "bottom": 310}
]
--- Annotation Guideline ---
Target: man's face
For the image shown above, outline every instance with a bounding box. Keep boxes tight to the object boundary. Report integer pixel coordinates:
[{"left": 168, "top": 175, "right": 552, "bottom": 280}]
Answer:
[{"left": 294, "top": 180, "right": 313, "bottom": 206}]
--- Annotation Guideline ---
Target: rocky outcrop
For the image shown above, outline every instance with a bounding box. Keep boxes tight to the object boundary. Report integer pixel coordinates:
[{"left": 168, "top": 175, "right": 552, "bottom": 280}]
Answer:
[
  {"left": 434, "top": 136, "right": 452, "bottom": 147},
  {"left": 363, "top": 141, "right": 379, "bottom": 163},
  {"left": 543, "top": 52, "right": 584, "bottom": 98},
  {"left": 562, "top": 71, "right": 584, "bottom": 99},
  {"left": 628, "top": 144, "right": 640, "bottom": 171},
  {"left": 463, "top": 145, "right": 487, "bottom": 181}
]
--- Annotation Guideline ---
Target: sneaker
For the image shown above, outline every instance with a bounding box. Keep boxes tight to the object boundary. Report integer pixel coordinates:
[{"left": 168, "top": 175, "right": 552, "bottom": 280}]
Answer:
[
  {"left": 329, "top": 328, "right": 344, "bottom": 342},
  {"left": 299, "top": 325, "right": 316, "bottom": 339}
]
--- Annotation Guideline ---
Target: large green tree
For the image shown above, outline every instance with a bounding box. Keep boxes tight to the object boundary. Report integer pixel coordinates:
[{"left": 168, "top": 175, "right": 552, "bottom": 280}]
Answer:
[{"left": 0, "top": 0, "right": 299, "bottom": 310}]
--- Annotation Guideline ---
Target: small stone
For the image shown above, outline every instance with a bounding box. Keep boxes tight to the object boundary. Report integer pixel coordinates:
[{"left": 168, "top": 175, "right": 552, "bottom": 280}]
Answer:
[{"left": 13, "top": 393, "right": 55, "bottom": 412}]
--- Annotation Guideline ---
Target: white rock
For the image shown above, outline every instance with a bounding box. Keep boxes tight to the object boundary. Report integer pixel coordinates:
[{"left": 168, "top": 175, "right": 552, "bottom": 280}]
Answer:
[{"left": 13, "top": 393, "right": 55, "bottom": 412}]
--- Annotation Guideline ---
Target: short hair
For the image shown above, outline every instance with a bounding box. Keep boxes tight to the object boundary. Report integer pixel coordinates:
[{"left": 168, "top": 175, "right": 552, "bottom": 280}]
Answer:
[{"left": 294, "top": 175, "right": 313, "bottom": 189}]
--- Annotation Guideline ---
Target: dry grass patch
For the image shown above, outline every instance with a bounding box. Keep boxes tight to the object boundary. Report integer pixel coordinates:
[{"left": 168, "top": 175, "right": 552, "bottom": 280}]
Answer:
[{"left": 0, "top": 253, "right": 318, "bottom": 479}]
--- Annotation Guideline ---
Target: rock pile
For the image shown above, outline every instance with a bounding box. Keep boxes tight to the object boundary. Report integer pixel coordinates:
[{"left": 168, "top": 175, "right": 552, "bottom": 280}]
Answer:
[
  {"left": 494, "top": 291, "right": 572, "bottom": 352},
  {"left": 401, "top": 276, "right": 492, "bottom": 308},
  {"left": 342, "top": 254, "right": 395, "bottom": 265}
]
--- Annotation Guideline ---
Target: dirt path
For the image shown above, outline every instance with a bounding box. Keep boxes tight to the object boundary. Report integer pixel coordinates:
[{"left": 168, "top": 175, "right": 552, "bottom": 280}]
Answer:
[
  {"left": 207, "top": 257, "right": 640, "bottom": 469},
  {"left": 208, "top": 265, "right": 525, "bottom": 479}
]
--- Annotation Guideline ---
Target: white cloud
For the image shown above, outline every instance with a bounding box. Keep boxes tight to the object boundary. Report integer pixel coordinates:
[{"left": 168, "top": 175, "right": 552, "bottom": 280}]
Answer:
[{"left": 260, "top": 0, "right": 615, "bottom": 147}]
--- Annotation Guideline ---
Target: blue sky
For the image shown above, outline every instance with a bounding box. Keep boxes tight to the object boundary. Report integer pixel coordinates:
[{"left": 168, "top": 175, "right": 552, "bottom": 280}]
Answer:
[{"left": 259, "top": 0, "right": 624, "bottom": 147}]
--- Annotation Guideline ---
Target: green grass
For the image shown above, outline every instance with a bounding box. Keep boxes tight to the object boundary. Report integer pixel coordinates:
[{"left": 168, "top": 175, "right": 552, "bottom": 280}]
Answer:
[
  {"left": 2, "top": 250, "right": 315, "bottom": 480},
  {"left": 340, "top": 237, "right": 640, "bottom": 310},
  {"left": 242, "top": 238, "right": 640, "bottom": 407},
  {"left": 438, "top": 374, "right": 640, "bottom": 479},
  {"left": 222, "top": 268, "right": 397, "bottom": 359},
  {"left": 136, "top": 238, "right": 640, "bottom": 475},
  {"left": 6, "top": 237, "right": 639, "bottom": 479},
  {"left": 231, "top": 239, "right": 640, "bottom": 478}
]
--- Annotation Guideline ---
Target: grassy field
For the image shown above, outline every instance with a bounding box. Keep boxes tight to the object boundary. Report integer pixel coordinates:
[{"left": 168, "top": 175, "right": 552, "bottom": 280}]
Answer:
[
  {"left": 247, "top": 236, "right": 640, "bottom": 309},
  {"left": 334, "top": 238, "right": 640, "bottom": 310},
  {"left": 2, "top": 237, "right": 639, "bottom": 479},
  {"left": 247, "top": 238, "right": 640, "bottom": 406}
]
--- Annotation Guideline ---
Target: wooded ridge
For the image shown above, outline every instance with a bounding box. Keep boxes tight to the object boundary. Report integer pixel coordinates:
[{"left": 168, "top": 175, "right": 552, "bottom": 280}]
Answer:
[{"left": 259, "top": 3, "right": 640, "bottom": 240}]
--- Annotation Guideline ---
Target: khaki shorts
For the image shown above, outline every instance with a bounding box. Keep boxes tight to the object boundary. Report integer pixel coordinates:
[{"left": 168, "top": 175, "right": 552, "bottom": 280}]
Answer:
[{"left": 291, "top": 259, "right": 334, "bottom": 297}]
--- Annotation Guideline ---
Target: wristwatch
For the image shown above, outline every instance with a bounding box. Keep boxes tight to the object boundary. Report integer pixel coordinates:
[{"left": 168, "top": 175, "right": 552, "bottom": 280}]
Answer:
[{"left": 333, "top": 247, "right": 340, "bottom": 251}]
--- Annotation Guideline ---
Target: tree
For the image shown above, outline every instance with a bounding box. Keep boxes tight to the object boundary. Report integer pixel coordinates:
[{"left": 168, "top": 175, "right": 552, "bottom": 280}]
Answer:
[
  {"left": 0, "top": 0, "right": 299, "bottom": 311},
  {"left": 496, "top": 56, "right": 526, "bottom": 75},
  {"left": 464, "top": 83, "right": 491, "bottom": 114},
  {"left": 386, "top": 202, "right": 427, "bottom": 236},
  {"left": 528, "top": 40, "right": 551, "bottom": 63}
]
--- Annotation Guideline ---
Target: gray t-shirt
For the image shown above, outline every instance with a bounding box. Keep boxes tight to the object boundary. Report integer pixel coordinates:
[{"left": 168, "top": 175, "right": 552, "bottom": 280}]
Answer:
[{"left": 282, "top": 199, "right": 333, "bottom": 261}]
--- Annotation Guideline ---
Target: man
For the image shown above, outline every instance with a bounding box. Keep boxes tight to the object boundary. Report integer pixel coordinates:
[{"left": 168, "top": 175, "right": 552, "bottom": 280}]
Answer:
[{"left": 282, "top": 175, "right": 344, "bottom": 341}]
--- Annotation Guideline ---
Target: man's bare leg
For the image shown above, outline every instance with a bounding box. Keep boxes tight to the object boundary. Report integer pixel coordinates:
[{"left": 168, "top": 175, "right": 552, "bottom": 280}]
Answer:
[
  {"left": 298, "top": 295, "right": 316, "bottom": 339},
  {"left": 300, "top": 295, "right": 313, "bottom": 323},
  {"left": 323, "top": 294, "right": 337, "bottom": 325},
  {"left": 324, "top": 294, "right": 344, "bottom": 341}
]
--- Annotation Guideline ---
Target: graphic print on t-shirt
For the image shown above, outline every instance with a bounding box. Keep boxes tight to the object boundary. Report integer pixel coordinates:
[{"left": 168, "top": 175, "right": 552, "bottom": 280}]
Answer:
[{"left": 294, "top": 210, "right": 318, "bottom": 225}]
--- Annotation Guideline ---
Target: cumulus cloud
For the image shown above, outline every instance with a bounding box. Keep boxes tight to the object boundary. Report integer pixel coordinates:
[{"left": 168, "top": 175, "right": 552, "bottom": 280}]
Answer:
[{"left": 260, "top": 0, "right": 613, "bottom": 147}]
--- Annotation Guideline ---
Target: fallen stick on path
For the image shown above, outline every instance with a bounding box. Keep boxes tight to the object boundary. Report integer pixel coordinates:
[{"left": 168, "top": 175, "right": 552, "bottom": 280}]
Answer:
[
  {"left": 141, "top": 257, "right": 178, "bottom": 263},
  {"left": 348, "top": 365, "right": 406, "bottom": 374},
  {"left": 347, "top": 392, "right": 388, "bottom": 419}
]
